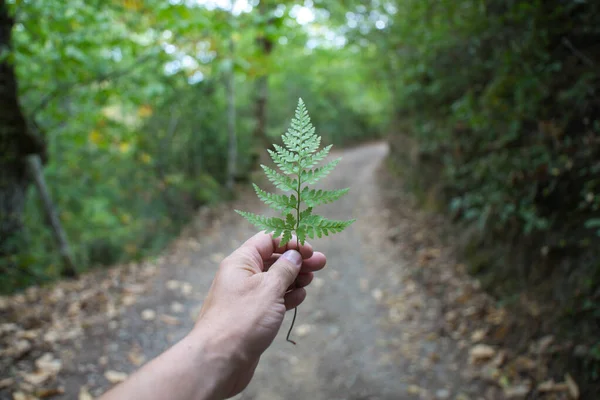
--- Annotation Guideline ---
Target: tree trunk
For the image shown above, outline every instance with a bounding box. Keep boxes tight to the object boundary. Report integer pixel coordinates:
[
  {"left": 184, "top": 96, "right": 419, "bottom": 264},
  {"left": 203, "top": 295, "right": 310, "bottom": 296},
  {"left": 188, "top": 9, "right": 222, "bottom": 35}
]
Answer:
[
  {"left": 0, "top": 1, "right": 46, "bottom": 256},
  {"left": 225, "top": 36, "right": 237, "bottom": 191},
  {"left": 252, "top": 0, "right": 274, "bottom": 150}
]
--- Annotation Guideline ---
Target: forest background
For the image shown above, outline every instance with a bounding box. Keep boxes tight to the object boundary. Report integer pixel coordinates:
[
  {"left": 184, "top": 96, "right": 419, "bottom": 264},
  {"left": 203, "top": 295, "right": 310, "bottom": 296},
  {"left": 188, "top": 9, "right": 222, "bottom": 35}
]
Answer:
[{"left": 1, "top": 0, "right": 599, "bottom": 387}]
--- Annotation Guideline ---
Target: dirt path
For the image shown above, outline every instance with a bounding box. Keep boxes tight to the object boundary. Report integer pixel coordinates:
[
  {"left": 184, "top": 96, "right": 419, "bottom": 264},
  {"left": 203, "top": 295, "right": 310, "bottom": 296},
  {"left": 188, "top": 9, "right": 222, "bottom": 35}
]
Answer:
[{"left": 2, "top": 143, "right": 538, "bottom": 399}]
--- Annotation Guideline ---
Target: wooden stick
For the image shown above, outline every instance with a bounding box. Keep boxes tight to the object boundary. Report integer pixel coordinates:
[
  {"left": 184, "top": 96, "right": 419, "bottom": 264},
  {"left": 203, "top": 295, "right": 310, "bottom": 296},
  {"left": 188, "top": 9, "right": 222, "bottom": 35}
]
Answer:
[{"left": 26, "top": 154, "right": 77, "bottom": 277}]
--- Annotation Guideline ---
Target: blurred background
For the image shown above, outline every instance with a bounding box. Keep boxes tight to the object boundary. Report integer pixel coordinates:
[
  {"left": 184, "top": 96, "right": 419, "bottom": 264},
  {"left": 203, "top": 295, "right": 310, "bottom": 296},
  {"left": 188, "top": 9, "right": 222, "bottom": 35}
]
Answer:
[{"left": 1, "top": 0, "right": 599, "bottom": 397}]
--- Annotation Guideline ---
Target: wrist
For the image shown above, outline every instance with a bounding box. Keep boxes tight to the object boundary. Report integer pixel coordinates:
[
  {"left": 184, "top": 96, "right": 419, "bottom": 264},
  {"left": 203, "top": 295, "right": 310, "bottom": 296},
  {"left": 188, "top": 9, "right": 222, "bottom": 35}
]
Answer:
[{"left": 186, "top": 322, "right": 251, "bottom": 398}]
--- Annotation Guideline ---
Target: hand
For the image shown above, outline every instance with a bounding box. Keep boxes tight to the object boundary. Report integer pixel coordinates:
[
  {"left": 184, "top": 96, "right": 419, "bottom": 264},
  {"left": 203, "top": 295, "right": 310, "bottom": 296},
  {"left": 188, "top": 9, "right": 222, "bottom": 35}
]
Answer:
[{"left": 193, "top": 232, "right": 327, "bottom": 398}]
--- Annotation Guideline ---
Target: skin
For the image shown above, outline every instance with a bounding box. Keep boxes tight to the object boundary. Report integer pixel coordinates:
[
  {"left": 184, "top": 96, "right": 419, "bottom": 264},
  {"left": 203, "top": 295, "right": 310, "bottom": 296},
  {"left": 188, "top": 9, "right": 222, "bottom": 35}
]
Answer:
[{"left": 100, "top": 232, "right": 327, "bottom": 400}]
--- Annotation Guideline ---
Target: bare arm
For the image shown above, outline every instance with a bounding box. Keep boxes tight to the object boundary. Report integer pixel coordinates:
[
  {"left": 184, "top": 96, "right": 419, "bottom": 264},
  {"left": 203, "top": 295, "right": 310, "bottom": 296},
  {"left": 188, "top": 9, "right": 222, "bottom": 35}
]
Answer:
[{"left": 100, "top": 232, "right": 326, "bottom": 399}]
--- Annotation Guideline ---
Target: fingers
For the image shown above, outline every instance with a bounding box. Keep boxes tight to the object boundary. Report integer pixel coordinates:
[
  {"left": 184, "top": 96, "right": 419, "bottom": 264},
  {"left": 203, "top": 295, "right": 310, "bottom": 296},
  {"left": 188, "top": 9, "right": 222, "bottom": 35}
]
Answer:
[
  {"left": 267, "top": 250, "right": 302, "bottom": 292},
  {"left": 264, "top": 252, "right": 326, "bottom": 273},
  {"left": 284, "top": 288, "right": 306, "bottom": 310},
  {"left": 300, "top": 252, "right": 326, "bottom": 272},
  {"left": 289, "top": 272, "right": 313, "bottom": 290},
  {"left": 273, "top": 236, "right": 313, "bottom": 260},
  {"left": 240, "top": 232, "right": 314, "bottom": 266}
]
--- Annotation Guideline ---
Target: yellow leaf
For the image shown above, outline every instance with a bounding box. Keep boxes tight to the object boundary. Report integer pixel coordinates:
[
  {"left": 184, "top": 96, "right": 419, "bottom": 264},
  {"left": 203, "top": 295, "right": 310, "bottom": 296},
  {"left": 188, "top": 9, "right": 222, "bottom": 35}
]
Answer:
[
  {"left": 140, "top": 152, "right": 152, "bottom": 164},
  {"left": 125, "top": 243, "right": 137, "bottom": 254},
  {"left": 78, "top": 386, "right": 93, "bottom": 400},
  {"left": 137, "top": 104, "right": 153, "bottom": 118},
  {"left": 120, "top": 213, "right": 132, "bottom": 224},
  {"left": 119, "top": 142, "right": 131, "bottom": 154},
  {"left": 89, "top": 130, "right": 102, "bottom": 145},
  {"left": 104, "top": 370, "right": 128, "bottom": 383},
  {"left": 123, "top": 0, "right": 142, "bottom": 11}
]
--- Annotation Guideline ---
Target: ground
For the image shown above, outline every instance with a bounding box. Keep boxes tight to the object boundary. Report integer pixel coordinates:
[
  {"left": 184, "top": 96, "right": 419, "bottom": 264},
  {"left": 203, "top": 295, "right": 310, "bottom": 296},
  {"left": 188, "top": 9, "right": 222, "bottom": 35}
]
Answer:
[{"left": 0, "top": 143, "right": 579, "bottom": 399}]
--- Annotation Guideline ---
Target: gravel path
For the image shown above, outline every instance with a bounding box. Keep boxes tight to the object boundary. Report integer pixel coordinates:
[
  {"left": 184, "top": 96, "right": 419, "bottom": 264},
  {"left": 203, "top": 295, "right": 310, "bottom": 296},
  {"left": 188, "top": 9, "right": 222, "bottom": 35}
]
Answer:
[{"left": 2, "top": 142, "right": 491, "bottom": 399}]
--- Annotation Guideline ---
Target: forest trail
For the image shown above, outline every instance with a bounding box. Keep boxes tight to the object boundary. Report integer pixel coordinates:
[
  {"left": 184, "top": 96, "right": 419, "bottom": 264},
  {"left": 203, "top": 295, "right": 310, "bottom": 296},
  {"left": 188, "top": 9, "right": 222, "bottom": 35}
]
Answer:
[{"left": 3, "top": 143, "right": 512, "bottom": 399}]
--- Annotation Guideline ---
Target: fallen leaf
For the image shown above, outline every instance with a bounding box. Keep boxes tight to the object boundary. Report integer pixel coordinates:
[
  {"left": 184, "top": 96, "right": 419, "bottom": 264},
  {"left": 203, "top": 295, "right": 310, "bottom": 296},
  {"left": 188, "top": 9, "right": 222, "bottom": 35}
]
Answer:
[
  {"left": 0, "top": 377, "right": 14, "bottom": 389},
  {"left": 127, "top": 348, "right": 146, "bottom": 366},
  {"left": 35, "top": 353, "right": 62, "bottom": 375},
  {"left": 537, "top": 379, "right": 569, "bottom": 393},
  {"left": 35, "top": 387, "right": 64, "bottom": 398},
  {"left": 469, "top": 344, "right": 496, "bottom": 364},
  {"left": 170, "top": 302, "right": 184, "bottom": 313},
  {"left": 180, "top": 282, "right": 193, "bottom": 296},
  {"left": 123, "top": 284, "right": 145, "bottom": 294},
  {"left": 166, "top": 280, "right": 181, "bottom": 290},
  {"left": 140, "top": 309, "right": 156, "bottom": 321},
  {"left": 503, "top": 381, "right": 531, "bottom": 399},
  {"left": 4, "top": 339, "right": 31, "bottom": 357},
  {"left": 470, "top": 329, "right": 486, "bottom": 342},
  {"left": 565, "top": 373, "right": 579, "bottom": 399},
  {"left": 21, "top": 370, "right": 52, "bottom": 386},
  {"left": 79, "top": 386, "right": 94, "bottom": 400},
  {"left": 12, "top": 391, "right": 37, "bottom": 400},
  {"left": 295, "top": 324, "right": 313, "bottom": 337},
  {"left": 104, "top": 370, "right": 128, "bottom": 383},
  {"left": 371, "top": 288, "right": 383, "bottom": 302},
  {"left": 159, "top": 314, "right": 180, "bottom": 326},
  {"left": 121, "top": 294, "right": 136, "bottom": 306},
  {"left": 536, "top": 335, "right": 554, "bottom": 354},
  {"left": 511, "top": 356, "right": 536, "bottom": 372},
  {"left": 407, "top": 384, "right": 422, "bottom": 394},
  {"left": 469, "top": 344, "right": 496, "bottom": 363}
]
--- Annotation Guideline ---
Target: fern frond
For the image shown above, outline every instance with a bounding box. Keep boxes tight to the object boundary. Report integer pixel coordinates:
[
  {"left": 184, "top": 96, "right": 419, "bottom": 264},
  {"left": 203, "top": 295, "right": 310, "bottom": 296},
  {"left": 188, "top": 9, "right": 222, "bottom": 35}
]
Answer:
[
  {"left": 268, "top": 146, "right": 297, "bottom": 175},
  {"left": 298, "top": 207, "right": 313, "bottom": 222},
  {"left": 302, "top": 188, "right": 349, "bottom": 207},
  {"left": 261, "top": 165, "right": 297, "bottom": 192},
  {"left": 252, "top": 184, "right": 295, "bottom": 213},
  {"left": 300, "top": 215, "right": 356, "bottom": 239},
  {"left": 235, "top": 210, "right": 288, "bottom": 237},
  {"left": 302, "top": 144, "right": 332, "bottom": 168},
  {"left": 301, "top": 158, "right": 341, "bottom": 185},
  {"left": 236, "top": 98, "right": 355, "bottom": 345},
  {"left": 238, "top": 99, "right": 354, "bottom": 244}
]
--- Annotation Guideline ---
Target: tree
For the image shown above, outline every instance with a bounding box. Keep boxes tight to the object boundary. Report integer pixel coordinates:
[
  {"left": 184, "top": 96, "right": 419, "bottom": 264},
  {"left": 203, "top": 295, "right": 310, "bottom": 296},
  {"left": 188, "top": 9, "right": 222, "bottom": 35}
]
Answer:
[
  {"left": 0, "top": 1, "right": 46, "bottom": 257},
  {"left": 251, "top": 0, "right": 276, "bottom": 149}
]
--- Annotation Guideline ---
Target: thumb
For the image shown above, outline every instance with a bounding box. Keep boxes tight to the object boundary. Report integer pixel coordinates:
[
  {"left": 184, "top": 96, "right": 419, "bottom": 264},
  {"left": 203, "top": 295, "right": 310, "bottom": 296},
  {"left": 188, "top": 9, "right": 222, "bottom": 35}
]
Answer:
[{"left": 268, "top": 250, "right": 302, "bottom": 292}]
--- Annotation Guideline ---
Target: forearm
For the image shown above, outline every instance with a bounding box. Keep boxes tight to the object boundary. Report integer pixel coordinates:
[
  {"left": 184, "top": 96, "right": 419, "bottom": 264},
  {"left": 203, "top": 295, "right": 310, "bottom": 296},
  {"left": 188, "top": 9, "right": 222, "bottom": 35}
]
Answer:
[{"left": 100, "top": 329, "right": 238, "bottom": 400}]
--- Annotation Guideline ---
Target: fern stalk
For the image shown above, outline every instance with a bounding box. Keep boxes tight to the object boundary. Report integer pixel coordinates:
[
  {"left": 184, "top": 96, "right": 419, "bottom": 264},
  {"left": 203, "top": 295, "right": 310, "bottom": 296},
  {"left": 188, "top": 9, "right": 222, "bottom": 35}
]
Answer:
[{"left": 236, "top": 98, "right": 355, "bottom": 344}]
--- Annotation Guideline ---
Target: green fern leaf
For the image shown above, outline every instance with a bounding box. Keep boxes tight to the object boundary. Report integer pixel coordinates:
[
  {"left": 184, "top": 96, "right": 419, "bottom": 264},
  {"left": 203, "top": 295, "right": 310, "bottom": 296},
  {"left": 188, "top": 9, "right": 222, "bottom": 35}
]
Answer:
[
  {"left": 252, "top": 184, "right": 295, "bottom": 213},
  {"left": 237, "top": 98, "right": 354, "bottom": 249},
  {"left": 300, "top": 158, "right": 340, "bottom": 185},
  {"left": 235, "top": 210, "right": 287, "bottom": 238},
  {"left": 302, "top": 188, "right": 349, "bottom": 207},
  {"left": 236, "top": 98, "right": 355, "bottom": 345},
  {"left": 261, "top": 165, "right": 297, "bottom": 192}
]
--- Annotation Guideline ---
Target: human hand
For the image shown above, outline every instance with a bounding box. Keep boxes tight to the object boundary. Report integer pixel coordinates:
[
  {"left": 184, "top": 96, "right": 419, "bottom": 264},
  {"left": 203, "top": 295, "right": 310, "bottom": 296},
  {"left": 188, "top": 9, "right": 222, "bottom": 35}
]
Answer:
[{"left": 192, "top": 232, "right": 327, "bottom": 398}]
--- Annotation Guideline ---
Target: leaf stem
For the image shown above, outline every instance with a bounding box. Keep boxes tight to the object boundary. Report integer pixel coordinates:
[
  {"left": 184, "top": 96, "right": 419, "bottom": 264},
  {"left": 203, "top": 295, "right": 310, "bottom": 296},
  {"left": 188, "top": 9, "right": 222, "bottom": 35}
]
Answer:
[{"left": 286, "top": 156, "right": 303, "bottom": 345}]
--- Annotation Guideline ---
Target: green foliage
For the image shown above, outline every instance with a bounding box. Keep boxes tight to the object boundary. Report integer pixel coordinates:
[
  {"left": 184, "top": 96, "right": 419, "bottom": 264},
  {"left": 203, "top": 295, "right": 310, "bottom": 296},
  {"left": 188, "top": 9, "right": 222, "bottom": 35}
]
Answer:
[
  {"left": 1, "top": 0, "right": 385, "bottom": 293},
  {"left": 236, "top": 99, "right": 354, "bottom": 246}
]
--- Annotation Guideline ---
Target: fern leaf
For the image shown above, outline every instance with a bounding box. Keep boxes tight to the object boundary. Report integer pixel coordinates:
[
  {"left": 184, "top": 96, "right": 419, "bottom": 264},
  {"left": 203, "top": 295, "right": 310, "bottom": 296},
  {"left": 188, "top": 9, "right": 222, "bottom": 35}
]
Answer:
[
  {"left": 298, "top": 207, "right": 313, "bottom": 222},
  {"left": 301, "top": 158, "right": 341, "bottom": 184},
  {"left": 302, "top": 144, "right": 331, "bottom": 168},
  {"left": 268, "top": 146, "right": 296, "bottom": 175},
  {"left": 252, "top": 184, "right": 295, "bottom": 213},
  {"left": 236, "top": 98, "right": 355, "bottom": 345},
  {"left": 235, "top": 210, "right": 287, "bottom": 237},
  {"left": 302, "top": 188, "right": 349, "bottom": 207},
  {"left": 301, "top": 215, "right": 355, "bottom": 239},
  {"left": 261, "top": 165, "right": 297, "bottom": 192}
]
